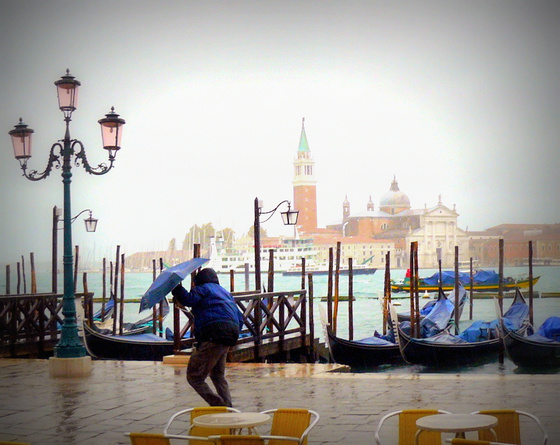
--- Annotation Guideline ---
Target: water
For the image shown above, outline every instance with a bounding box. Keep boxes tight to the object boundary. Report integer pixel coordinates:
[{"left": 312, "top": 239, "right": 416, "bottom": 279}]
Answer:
[{"left": 5, "top": 266, "right": 560, "bottom": 374}]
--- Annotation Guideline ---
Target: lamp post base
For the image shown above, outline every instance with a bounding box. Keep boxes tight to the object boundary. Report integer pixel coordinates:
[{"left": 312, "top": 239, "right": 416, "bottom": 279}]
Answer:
[{"left": 48, "top": 355, "right": 92, "bottom": 378}]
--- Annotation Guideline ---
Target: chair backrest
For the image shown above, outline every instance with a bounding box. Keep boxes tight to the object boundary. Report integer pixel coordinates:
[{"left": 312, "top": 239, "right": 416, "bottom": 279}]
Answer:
[
  {"left": 398, "top": 410, "right": 445, "bottom": 445},
  {"left": 472, "top": 409, "right": 548, "bottom": 445},
  {"left": 213, "top": 435, "right": 265, "bottom": 445},
  {"left": 128, "top": 432, "right": 171, "bottom": 445},
  {"left": 475, "top": 409, "right": 520, "bottom": 444},
  {"left": 0, "top": 442, "right": 31, "bottom": 445},
  {"left": 189, "top": 407, "right": 234, "bottom": 445},
  {"left": 264, "top": 408, "right": 319, "bottom": 445}
]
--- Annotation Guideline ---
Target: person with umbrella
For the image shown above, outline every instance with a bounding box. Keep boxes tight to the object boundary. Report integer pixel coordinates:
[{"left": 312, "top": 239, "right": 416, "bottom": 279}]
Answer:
[{"left": 172, "top": 268, "right": 243, "bottom": 407}]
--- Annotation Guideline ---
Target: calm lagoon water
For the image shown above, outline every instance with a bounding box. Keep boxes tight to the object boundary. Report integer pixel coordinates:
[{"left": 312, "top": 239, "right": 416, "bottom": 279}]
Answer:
[{"left": 7, "top": 266, "right": 560, "bottom": 374}]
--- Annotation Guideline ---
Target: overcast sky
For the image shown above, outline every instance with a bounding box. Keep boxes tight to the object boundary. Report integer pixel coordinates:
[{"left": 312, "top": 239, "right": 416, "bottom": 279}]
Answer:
[{"left": 0, "top": 0, "right": 558, "bottom": 264}]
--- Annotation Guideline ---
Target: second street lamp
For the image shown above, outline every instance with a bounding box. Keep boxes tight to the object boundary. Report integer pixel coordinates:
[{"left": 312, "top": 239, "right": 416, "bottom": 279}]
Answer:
[
  {"left": 9, "top": 69, "right": 125, "bottom": 364},
  {"left": 52, "top": 207, "right": 98, "bottom": 294},
  {"left": 253, "top": 198, "right": 299, "bottom": 291}
]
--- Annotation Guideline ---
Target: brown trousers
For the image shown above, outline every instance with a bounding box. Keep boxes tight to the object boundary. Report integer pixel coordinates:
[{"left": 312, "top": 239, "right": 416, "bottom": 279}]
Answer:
[{"left": 186, "top": 341, "right": 233, "bottom": 407}]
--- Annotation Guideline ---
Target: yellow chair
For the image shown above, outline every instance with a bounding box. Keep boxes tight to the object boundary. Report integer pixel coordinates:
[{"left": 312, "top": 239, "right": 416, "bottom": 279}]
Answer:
[
  {"left": 127, "top": 432, "right": 171, "bottom": 445},
  {"left": 211, "top": 435, "right": 300, "bottom": 445},
  {"left": 260, "top": 408, "right": 320, "bottom": 445},
  {"left": 211, "top": 435, "right": 264, "bottom": 445},
  {"left": 374, "top": 409, "right": 452, "bottom": 445},
  {"left": 164, "top": 406, "right": 241, "bottom": 444},
  {"left": 470, "top": 409, "right": 548, "bottom": 445}
]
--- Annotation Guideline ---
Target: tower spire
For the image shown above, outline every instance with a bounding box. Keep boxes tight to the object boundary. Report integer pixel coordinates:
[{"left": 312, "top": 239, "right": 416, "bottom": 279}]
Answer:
[{"left": 298, "top": 117, "right": 310, "bottom": 152}]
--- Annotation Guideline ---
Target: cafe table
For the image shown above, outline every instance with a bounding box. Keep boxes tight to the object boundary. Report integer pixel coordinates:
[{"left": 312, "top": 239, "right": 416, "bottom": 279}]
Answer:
[
  {"left": 414, "top": 413, "right": 498, "bottom": 444},
  {"left": 193, "top": 412, "right": 271, "bottom": 435}
]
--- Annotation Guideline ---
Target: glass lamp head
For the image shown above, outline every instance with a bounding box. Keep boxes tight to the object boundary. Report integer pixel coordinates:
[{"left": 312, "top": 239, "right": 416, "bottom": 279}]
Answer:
[
  {"left": 281, "top": 203, "right": 299, "bottom": 226},
  {"left": 98, "top": 107, "right": 125, "bottom": 158},
  {"left": 9, "top": 118, "right": 34, "bottom": 162},
  {"left": 55, "top": 69, "right": 81, "bottom": 115}
]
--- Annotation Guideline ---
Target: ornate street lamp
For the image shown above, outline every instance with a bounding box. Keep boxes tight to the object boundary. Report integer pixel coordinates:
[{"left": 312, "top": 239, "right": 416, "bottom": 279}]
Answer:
[
  {"left": 9, "top": 69, "right": 125, "bottom": 361},
  {"left": 253, "top": 198, "right": 299, "bottom": 291}
]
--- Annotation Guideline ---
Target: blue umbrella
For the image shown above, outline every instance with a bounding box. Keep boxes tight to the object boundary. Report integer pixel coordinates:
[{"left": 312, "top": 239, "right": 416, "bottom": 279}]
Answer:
[{"left": 139, "top": 257, "right": 209, "bottom": 312}]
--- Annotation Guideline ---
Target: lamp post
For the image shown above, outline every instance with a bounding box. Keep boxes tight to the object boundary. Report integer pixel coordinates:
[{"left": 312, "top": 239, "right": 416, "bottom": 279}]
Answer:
[
  {"left": 253, "top": 197, "right": 299, "bottom": 291},
  {"left": 52, "top": 207, "right": 98, "bottom": 293},
  {"left": 9, "top": 69, "right": 125, "bottom": 366}
]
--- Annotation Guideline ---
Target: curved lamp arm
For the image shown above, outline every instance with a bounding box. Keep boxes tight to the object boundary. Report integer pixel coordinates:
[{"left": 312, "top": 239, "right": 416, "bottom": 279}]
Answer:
[
  {"left": 259, "top": 200, "right": 291, "bottom": 224},
  {"left": 70, "top": 208, "right": 93, "bottom": 223},
  {"left": 72, "top": 140, "right": 114, "bottom": 175},
  {"left": 20, "top": 142, "right": 63, "bottom": 181}
]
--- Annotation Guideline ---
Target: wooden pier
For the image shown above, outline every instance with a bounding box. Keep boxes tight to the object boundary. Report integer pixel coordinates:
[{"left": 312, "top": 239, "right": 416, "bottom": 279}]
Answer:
[{"left": 0, "top": 288, "right": 321, "bottom": 363}]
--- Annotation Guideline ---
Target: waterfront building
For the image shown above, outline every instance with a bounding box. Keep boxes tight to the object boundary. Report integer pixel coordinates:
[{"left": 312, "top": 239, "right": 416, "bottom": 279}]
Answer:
[{"left": 469, "top": 224, "right": 560, "bottom": 266}]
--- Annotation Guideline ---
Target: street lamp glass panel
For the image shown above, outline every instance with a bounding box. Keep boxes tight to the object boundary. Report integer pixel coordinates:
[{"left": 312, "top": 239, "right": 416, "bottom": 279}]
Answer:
[
  {"left": 281, "top": 208, "right": 299, "bottom": 225},
  {"left": 54, "top": 70, "right": 81, "bottom": 112},
  {"left": 9, "top": 119, "right": 34, "bottom": 159},
  {"left": 98, "top": 107, "right": 125, "bottom": 154},
  {"left": 84, "top": 216, "right": 98, "bottom": 232}
]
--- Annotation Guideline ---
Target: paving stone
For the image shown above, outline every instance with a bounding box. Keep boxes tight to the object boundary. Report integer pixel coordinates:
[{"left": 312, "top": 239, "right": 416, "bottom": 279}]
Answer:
[{"left": 0, "top": 359, "right": 558, "bottom": 445}]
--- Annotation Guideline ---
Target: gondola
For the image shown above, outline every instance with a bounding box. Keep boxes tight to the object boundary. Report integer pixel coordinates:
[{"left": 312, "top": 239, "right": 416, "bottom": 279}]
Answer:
[
  {"left": 83, "top": 321, "right": 192, "bottom": 361},
  {"left": 396, "top": 288, "right": 529, "bottom": 368},
  {"left": 321, "top": 290, "right": 455, "bottom": 369},
  {"left": 501, "top": 312, "right": 560, "bottom": 368},
  {"left": 324, "top": 312, "right": 402, "bottom": 368},
  {"left": 91, "top": 297, "right": 170, "bottom": 336},
  {"left": 397, "top": 286, "right": 467, "bottom": 323}
]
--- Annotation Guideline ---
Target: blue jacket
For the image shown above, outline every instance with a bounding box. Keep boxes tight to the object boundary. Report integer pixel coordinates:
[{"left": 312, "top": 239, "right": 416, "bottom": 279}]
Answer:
[{"left": 172, "top": 282, "right": 243, "bottom": 342}]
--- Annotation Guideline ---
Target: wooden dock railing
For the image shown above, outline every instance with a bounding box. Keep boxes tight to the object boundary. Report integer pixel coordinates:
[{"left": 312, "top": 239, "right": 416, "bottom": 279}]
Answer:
[
  {"left": 0, "top": 292, "right": 92, "bottom": 358},
  {"left": 172, "top": 288, "right": 315, "bottom": 362}
]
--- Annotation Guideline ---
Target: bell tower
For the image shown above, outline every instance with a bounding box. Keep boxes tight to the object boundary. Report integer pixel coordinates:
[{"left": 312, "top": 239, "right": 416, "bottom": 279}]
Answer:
[{"left": 292, "top": 118, "right": 317, "bottom": 233}]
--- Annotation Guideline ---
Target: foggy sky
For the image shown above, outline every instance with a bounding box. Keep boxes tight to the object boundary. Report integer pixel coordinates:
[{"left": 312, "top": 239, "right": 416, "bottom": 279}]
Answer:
[{"left": 0, "top": 0, "right": 558, "bottom": 264}]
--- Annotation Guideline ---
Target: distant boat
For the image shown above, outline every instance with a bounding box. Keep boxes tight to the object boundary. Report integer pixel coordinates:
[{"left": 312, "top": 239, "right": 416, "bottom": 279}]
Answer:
[
  {"left": 208, "top": 236, "right": 319, "bottom": 274},
  {"left": 391, "top": 269, "right": 539, "bottom": 293}
]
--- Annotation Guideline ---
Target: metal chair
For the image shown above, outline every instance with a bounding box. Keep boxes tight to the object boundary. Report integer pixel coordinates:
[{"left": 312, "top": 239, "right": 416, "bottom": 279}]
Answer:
[
  {"left": 259, "top": 408, "right": 320, "bottom": 445},
  {"left": 163, "top": 406, "right": 241, "bottom": 444},
  {"left": 469, "top": 409, "right": 548, "bottom": 445},
  {"left": 374, "top": 409, "right": 452, "bottom": 445}
]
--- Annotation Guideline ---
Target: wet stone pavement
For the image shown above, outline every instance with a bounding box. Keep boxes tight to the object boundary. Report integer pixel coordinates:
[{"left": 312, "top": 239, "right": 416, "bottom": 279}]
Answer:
[{"left": 0, "top": 359, "right": 558, "bottom": 445}]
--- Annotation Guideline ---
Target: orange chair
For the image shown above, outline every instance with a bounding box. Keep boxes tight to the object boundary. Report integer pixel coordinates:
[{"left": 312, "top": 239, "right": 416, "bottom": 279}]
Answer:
[
  {"left": 470, "top": 409, "right": 548, "bottom": 445},
  {"left": 211, "top": 435, "right": 300, "bottom": 444},
  {"left": 259, "top": 408, "right": 320, "bottom": 445},
  {"left": 374, "top": 409, "right": 452, "bottom": 445}
]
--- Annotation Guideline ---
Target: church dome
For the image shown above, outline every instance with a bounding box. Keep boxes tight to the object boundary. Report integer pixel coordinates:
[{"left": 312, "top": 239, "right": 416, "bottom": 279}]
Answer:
[{"left": 379, "top": 176, "right": 410, "bottom": 214}]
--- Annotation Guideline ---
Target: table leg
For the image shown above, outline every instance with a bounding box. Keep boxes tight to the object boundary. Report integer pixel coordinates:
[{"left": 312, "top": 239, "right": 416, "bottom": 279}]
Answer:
[{"left": 414, "top": 429, "right": 423, "bottom": 445}]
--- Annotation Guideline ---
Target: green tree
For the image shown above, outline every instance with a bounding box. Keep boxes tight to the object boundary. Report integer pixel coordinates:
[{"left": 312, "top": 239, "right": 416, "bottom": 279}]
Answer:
[{"left": 248, "top": 225, "right": 267, "bottom": 239}]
